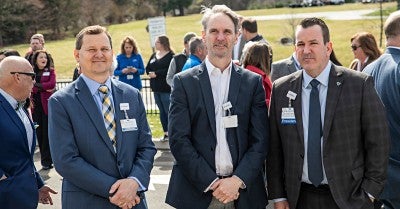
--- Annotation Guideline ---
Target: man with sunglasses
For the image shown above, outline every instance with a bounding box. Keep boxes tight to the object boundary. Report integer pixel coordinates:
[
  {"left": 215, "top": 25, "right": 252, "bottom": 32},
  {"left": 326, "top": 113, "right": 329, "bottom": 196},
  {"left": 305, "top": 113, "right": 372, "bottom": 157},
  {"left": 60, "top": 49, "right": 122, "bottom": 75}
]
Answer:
[{"left": 0, "top": 56, "right": 57, "bottom": 209}]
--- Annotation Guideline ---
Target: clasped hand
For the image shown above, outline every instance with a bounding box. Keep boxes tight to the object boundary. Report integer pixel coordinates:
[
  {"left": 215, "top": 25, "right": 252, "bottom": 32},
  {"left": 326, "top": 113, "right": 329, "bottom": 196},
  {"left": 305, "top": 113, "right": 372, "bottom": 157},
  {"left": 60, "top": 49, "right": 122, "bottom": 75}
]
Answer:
[
  {"left": 211, "top": 176, "right": 242, "bottom": 204},
  {"left": 109, "top": 178, "right": 141, "bottom": 209}
]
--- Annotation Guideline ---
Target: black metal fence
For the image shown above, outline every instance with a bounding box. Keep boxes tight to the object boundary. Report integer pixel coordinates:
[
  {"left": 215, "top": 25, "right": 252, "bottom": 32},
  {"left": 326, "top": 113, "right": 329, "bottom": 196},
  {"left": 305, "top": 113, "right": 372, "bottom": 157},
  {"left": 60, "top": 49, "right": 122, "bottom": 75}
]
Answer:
[{"left": 56, "top": 77, "right": 159, "bottom": 114}]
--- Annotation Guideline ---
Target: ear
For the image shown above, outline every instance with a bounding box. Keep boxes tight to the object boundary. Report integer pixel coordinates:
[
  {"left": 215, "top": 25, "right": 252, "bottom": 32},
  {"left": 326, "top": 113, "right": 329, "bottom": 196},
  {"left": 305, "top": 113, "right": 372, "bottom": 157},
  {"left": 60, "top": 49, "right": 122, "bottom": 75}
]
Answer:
[
  {"left": 74, "top": 50, "right": 80, "bottom": 63},
  {"left": 202, "top": 30, "right": 206, "bottom": 42},
  {"left": 326, "top": 41, "right": 333, "bottom": 57}
]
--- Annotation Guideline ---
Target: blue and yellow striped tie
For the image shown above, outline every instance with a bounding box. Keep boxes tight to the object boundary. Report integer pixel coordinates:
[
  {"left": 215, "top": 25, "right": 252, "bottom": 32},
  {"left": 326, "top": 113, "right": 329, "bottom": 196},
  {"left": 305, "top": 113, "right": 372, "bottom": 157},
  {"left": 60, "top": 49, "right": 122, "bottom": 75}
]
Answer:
[{"left": 98, "top": 85, "right": 116, "bottom": 145}]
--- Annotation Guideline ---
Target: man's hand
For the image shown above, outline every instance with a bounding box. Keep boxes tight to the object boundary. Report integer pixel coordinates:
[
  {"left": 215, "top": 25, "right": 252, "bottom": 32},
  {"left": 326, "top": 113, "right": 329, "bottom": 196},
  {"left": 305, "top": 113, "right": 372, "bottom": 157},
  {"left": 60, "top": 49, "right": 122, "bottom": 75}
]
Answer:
[
  {"left": 274, "top": 200, "right": 290, "bottom": 209},
  {"left": 38, "top": 185, "right": 57, "bottom": 205},
  {"left": 0, "top": 174, "right": 7, "bottom": 181},
  {"left": 109, "top": 178, "right": 141, "bottom": 209},
  {"left": 212, "top": 177, "right": 242, "bottom": 204}
]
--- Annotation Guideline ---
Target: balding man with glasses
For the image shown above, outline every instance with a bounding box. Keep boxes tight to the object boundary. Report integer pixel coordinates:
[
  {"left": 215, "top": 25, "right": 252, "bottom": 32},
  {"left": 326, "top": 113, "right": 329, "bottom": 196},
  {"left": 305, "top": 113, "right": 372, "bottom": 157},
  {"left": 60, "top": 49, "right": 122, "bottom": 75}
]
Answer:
[{"left": 0, "top": 56, "right": 57, "bottom": 209}]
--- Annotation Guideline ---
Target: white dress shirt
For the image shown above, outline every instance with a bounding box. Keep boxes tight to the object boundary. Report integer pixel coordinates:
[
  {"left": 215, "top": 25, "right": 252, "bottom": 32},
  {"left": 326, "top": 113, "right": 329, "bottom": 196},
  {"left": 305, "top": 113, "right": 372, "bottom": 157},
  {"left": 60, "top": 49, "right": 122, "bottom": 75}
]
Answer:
[{"left": 205, "top": 58, "right": 233, "bottom": 176}]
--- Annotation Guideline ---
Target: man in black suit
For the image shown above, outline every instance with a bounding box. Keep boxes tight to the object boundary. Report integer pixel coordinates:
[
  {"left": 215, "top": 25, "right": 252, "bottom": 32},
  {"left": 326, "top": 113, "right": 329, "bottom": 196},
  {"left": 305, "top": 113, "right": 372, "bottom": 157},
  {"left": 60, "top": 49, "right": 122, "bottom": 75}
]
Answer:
[{"left": 166, "top": 4, "right": 269, "bottom": 209}]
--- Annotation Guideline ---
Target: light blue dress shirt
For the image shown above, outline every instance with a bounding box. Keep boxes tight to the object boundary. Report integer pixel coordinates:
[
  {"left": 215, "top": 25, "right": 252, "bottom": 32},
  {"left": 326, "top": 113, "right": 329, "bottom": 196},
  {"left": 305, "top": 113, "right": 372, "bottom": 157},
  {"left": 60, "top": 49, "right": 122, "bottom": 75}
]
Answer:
[
  {"left": 79, "top": 74, "right": 145, "bottom": 191},
  {"left": 301, "top": 61, "right": 331, "bottom": 185}
]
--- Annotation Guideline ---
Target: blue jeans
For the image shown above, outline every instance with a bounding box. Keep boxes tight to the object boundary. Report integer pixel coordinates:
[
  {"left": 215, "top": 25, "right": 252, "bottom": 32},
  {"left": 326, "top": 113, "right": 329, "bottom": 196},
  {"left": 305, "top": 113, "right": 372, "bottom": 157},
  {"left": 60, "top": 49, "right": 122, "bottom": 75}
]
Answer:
[{"left": 153, "top": 92, "right": 170, "bottom": 132}]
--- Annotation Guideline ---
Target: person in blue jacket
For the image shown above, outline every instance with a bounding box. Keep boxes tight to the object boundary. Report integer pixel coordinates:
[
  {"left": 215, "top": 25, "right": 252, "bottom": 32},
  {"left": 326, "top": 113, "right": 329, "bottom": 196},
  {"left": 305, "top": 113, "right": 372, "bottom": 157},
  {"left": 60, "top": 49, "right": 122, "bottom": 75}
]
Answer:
[{"left": 114, "top": 36, "right": 145, "bottom": 90}]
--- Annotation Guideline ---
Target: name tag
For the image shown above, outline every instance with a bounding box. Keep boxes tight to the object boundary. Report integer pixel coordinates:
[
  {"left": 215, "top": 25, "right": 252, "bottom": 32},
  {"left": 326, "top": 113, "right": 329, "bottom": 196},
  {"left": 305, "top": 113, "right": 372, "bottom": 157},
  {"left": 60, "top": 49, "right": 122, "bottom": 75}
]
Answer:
[
  {"left": 222, "top": 115, "right": 238, "bottom": 128},
  {"left": 127, "top": 75, "right": 134, "bottom": 80},
  {"left": 120, "top": 119, "right": 137, "bottom": 132},
  {"left": 281, "top": 107, "right": 296, "bottom": 125},
  {"left": 42, "top": 72, "right": 50, "bottom": 76}
]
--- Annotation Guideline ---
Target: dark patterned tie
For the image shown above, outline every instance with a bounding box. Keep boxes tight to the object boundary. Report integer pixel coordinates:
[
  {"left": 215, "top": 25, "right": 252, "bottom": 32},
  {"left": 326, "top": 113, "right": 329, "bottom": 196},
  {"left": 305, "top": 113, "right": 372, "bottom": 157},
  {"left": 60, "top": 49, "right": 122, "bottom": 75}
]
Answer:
[
  {"left": 308, "top": 79, "right": 323, "bottom": 187},
  {"left": 98, "top": 85, "right": 116, "bottom": 145}
]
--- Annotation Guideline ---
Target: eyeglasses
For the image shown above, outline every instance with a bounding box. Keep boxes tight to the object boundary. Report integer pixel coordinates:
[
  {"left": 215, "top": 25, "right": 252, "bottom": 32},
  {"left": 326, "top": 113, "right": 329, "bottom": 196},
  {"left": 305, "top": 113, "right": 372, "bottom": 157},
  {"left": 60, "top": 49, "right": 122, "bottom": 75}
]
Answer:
[
  {"left": 10, "top": 72, "right": 36, "bottom": 80},
  {"left": 351, "top": 45, "right": 361, "bottom": 51}
]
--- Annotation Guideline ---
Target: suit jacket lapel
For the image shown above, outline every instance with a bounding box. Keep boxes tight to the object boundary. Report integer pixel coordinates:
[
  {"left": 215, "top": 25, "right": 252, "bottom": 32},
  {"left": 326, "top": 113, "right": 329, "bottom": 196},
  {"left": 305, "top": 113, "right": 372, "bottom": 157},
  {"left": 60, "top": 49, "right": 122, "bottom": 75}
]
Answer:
[
  {"left": 75, "top": 78, "right": 116, "bottom": 155},
  {"left": 227, "top": 65, "right": 241, "bottom": 166},
  {"left": 198, "top": 63, "right": 217, "bottom": 139},
  {"left": 0, "top": 95, "right": 31, "bottom": 153},
  {"left": 25, "top": 109, "right": 37, "bottom": 155},
  {"left": 323, "top": 66, "right": 344, "bottom": 142},
  {"left": 111, "top": 80, "right": 125, "bottom": 154},
  {"left": 227, "top": 65, "right": 240, "bottom": 110},
  {"left": 289, "top": 71, "right": 305, "bottom": 145}
]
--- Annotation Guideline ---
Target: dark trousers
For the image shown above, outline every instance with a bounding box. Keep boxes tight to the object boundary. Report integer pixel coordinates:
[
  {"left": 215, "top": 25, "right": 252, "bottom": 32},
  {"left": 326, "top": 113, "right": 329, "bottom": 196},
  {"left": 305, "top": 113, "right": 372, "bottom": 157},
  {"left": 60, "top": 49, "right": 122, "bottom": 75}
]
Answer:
[
  {"left": 296, "top": 183, "right": 373, "bottom": 209},
  {"left": 32, "top": 94, "right": 52, "bottom": 167}
]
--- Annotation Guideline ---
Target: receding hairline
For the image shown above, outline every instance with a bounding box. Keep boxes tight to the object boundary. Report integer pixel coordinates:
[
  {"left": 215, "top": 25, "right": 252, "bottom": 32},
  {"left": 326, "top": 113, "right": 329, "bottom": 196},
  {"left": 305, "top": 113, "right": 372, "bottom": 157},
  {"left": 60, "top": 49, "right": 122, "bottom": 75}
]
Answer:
[{"left": 0, "top": 56, "right": 32, "bottom": 77}]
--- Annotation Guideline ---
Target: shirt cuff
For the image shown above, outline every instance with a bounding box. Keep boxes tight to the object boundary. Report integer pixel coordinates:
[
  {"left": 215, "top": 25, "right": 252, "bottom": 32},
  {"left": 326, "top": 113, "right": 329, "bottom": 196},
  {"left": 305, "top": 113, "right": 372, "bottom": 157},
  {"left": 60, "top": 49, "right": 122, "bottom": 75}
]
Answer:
[
  {"left": 273, "top": 198, "right": 287, "bottom": 203},
  {"left": 204, "top": 178, "right": 219, "bottom": 193},
  {"left": 128, "top": 177, "right": 145, "bottom": 191}
]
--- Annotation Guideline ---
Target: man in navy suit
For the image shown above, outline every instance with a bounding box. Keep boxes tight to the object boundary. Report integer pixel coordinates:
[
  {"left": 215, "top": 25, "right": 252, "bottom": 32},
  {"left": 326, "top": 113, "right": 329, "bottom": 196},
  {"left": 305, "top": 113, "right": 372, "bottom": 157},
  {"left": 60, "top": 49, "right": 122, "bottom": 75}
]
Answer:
[
  {"left": 0, "top": 56, "right": 56, "bottom": 209},
  {"left": 166, "top": 5, "right": 269, "bottom": 209},
  {"left": 48, "top": 25, "right": 156, "bottom": 209},
  {"left": 364, "top": 10, "right": 400, "bottom": 209}
]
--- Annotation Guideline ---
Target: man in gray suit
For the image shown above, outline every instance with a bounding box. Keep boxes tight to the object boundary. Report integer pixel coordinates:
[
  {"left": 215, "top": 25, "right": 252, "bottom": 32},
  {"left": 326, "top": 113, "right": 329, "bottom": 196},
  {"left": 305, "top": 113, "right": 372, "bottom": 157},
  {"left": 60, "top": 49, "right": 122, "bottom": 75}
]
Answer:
[
  {"left": 267, "top": 17, "right": 390, "bottom": 209},
  {"left": 364, "top": 10, "right": 400, "bottom": 209},
  {"left": 166, "top": 5, "right": 269, "bottom": 209},
  {"left": 48, "top": 25, "right": 156, "bottom": 209},
  {"left": 270, "top": 53, "right": 300, "bottom": 82}
]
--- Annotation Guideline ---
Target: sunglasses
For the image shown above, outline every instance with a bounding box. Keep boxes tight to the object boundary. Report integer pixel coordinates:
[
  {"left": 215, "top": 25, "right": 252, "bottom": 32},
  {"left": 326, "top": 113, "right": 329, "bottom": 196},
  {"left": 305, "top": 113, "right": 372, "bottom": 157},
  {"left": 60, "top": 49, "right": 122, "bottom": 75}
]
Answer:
[
  {"left": 10, "top": 71, "right": 36, "bottom": 80},
  {"left": 351, "top": 45, "right": 361, "bottom": 51}
]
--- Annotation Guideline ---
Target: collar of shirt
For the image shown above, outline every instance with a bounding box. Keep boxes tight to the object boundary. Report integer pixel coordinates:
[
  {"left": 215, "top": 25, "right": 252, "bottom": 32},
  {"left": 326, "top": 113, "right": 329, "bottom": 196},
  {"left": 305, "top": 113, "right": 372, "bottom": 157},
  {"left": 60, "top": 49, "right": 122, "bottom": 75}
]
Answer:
[
  {"left": 80, "top": 74, "right": 113, "bottom": 96},
  {"left": 302, "top": 61, "right": 331, "bottom": 89},
  {"left": 387, "top": 46, "right": 400, "bottom": 50},
  {"left": 0, "top": 88, "right": 19, "bottom": 110},
  {"left": 80, "top": 74, "right": 114, "bottom": 112},
  {"left": 205, "top": 57, "right": 232, "bottom": 77}
]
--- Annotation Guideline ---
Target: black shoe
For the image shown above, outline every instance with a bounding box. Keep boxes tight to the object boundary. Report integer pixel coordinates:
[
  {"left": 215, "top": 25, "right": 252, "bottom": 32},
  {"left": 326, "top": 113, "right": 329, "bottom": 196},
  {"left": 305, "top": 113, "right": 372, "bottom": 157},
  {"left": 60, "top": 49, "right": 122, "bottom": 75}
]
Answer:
[{"left": 42, "top": 165, "right": 53, "bottom": 170}]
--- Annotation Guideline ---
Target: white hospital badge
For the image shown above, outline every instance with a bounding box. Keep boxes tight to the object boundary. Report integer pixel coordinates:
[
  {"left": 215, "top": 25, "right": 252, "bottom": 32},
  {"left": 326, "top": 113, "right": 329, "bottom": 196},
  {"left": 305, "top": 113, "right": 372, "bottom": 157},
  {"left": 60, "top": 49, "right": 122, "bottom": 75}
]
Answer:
[
  {"left": 120, "top": 103, "right": 130, "bottom": 111},
  {"left": 42, "top": 72, "right": 50, "bottom": 76},
  {"left": 127, "top": 75, "right": 134, "bottom": 80},
  {"left": 281, "top": 107, "right": 296, "bottom": 125},
  {"left": 121, "top": 119, "right": 137, "bottom": 132},
  {"left": 222, "top": 115, "right": 238, "bottom": 128},
  {"left": 286, "top": 91, "right": 297, "bottom": 100}
]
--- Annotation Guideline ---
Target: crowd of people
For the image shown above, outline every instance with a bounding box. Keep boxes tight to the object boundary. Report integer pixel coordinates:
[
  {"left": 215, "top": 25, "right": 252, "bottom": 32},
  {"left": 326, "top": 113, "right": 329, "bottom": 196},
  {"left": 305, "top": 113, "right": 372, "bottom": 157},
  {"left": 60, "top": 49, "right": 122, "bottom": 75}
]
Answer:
[{"left": 0, "top": 4, "right": 399, "bottom": 209}]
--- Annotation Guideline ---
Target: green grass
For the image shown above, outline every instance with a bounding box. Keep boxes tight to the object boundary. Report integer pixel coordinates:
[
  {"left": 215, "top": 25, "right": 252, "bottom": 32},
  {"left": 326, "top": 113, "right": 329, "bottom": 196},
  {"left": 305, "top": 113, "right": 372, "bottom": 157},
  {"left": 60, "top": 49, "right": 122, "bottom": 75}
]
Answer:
[
  {"left": 3, "top": 2, "right": 396, "bottom": 138},
  {"left": 147, "top": 113, "right": 164, "bottom": 139},
  {"left": 2, "top": 2, "right": 396, "bottom": 79}
]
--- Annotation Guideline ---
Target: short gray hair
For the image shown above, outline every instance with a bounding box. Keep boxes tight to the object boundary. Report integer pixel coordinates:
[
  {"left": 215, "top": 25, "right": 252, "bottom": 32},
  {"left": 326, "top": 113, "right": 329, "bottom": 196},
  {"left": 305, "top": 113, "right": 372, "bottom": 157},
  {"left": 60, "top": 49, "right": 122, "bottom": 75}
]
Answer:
[{"left": 201, "top": 5, "right": 239, "bottom": 34}]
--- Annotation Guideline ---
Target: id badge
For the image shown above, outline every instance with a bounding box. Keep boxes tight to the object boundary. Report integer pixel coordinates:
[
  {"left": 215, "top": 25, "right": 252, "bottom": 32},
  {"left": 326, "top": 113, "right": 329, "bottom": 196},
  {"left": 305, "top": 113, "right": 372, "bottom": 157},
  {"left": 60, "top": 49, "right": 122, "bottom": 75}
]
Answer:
[
  {"left": 42, "top": 72, "right": 50, "bottom": 76},
  {"left": 120, "top": 119, "right": 138, "bottom": 132},
  {"left": 127, "top": 75, "right": 134, "bottom": 80},
  {"left": 222, "top": 115, "right": 238, "bottom": 128},
  {"left": 281, "top": 107, "right": 296, "bottom": 125}
]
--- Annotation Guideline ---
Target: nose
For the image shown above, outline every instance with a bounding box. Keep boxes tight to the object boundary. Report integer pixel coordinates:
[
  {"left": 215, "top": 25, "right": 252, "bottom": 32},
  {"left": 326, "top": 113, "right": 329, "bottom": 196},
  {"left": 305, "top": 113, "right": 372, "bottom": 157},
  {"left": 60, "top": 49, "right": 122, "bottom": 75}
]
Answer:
[
  {"left": 94, "top": 49, "right": 104, "bottom": 58},
  {"left": 303, "top": 44, "right": 312, "bottom": 54},
  {"left": 216, "top": 31, "right": 225, "bottom": 41}
]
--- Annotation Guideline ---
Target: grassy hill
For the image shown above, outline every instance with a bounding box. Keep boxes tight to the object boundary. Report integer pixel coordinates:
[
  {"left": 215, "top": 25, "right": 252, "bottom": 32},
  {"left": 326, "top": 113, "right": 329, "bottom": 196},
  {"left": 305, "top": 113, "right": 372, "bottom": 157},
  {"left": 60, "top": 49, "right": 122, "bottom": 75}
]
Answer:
[{"left": 2, "top": 2, "right": 396, "bottom": 79}]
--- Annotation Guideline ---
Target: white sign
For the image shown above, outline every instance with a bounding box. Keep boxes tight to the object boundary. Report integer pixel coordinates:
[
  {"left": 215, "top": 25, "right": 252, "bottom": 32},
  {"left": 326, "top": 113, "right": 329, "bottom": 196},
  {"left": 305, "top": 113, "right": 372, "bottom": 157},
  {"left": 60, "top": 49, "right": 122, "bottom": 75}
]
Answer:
[{"left": 147, "top": 16, "right": 166, "bottom": 48}]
